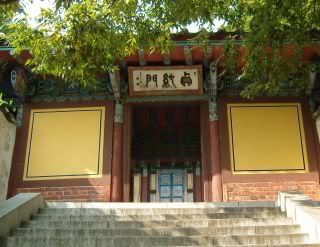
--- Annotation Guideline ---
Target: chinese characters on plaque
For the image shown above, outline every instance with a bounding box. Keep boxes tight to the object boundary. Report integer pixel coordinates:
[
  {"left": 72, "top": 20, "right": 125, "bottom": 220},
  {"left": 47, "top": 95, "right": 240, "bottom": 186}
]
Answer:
[{"left": 128, "top": 65, "right": 203, "bottom": 96}]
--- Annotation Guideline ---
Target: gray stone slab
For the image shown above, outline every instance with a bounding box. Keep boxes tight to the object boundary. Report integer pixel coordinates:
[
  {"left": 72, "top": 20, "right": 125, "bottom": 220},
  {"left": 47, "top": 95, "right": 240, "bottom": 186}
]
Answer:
[
  {"left": 40, "top": 206, "right": 279, "bottom": 215},
  {"left": 276, "top": 191, "right": 320, "bottom": 243},
  {"left": 0, "top": 193, "right": 44, "bottom": 237},
  {"left": 0, "top": 112, "right": 16, "bottom": 203},
  {"left": 45, "top": 201, "right": 275, "bottom": 210},
  {"left": 45, "top": 202, "right": 82, "bottom": 208},
  {"left": 12, "top": 224, "right": 301, "bottom": 238},
  {"left": 31, "top": 211, "right": 287, "bottom": 221},
  {"left": 1, "top": 234, "right": 311, "bottom": 247},
  {"left": 238, "top": 201, "right": 276, "bottom": 208},
  {"left": 46, "top": 201, "right": 242, "bottom": 209}
]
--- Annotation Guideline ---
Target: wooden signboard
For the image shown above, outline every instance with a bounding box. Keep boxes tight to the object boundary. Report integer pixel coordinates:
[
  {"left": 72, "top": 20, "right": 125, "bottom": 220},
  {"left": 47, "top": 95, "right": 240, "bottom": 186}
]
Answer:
[{"left": 128, "top": 65, "right": 203, "bottom": 96}]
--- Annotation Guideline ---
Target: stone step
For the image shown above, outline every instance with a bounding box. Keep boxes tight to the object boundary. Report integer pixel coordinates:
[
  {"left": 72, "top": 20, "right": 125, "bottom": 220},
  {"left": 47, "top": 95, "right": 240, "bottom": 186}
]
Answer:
[
  {"left": 45, "top": 201, "right": 276, "bottom": 209},
  {"left": 23, "top": 217, "right": 294, "bottom": 229},
  {"left": 2, "top": 234, "right": 310, "bottom": 247},
  {"left": 3, "top": 242, "right": 320, "bottom": 247},
  {"left": 13, "top": 225, "right": 302, "bottom": 237},
  {"left": 32, "top": 211, "right": 287, "bottom": 221},
  {"left": 40, "top": 207, "right": 280, "bottom": 215},
  {"left": 2, "top": 201, "right": 317, "bottom": 247},
  {"left": 174, "top": 245, "right": 320, "bottom": 247}
]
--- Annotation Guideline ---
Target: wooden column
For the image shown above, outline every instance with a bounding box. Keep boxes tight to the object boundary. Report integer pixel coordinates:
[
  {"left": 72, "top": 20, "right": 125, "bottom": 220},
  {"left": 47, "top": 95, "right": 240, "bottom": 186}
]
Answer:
[
  {"left": 141, "top": 166, "right": 148, "bottom": 202},
  {"left": 194, "top": 162, "right": 202, "bottom": 202},
  {"left": 123, "top": 104, "right": 132, "bottom": 202},
  {"left": 200, "top": 102, "right": 212, "bottom": 202},
  {"left": 209, "top": 99, "right": 223, "bottom": 202},
  {"left": 312, "top": 116, "right": 320, "bottom": 182},
  {"left": 111, "top": 102, "right": 123, "bottom": 202}
]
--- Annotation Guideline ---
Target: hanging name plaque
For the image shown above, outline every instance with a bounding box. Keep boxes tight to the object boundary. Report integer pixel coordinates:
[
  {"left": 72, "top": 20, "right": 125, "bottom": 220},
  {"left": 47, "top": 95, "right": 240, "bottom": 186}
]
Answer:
[{"left": 128, "top": 65, "right": 203, "bottom": 96}]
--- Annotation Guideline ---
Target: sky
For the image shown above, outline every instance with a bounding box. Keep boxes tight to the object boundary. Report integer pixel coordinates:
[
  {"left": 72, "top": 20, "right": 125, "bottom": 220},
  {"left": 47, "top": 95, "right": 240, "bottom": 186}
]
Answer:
[
  {"left": 22, "top": 0, "right": 224, "bottom": 32},
  {"left": 22, "top": 0, "right": 55, "bottom": 19}
]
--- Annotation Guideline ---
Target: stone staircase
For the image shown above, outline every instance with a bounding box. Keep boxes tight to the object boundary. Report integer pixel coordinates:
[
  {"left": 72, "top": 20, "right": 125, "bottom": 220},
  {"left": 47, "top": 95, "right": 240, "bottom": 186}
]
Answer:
[{"left": 1, "top": 202, "right": 320, "bottom": 247}]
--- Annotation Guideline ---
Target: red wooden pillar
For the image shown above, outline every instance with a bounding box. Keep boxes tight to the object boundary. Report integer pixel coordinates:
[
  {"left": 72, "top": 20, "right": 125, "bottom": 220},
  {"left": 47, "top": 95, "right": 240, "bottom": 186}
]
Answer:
[
  {"left": 194, "top": 162, "right": 202, "bottom": 202},
  {"left": 312, "top": 116, "right": 320, "bottom": 182},
  {"left": 209, "top": 99, "right": 223, "bottom": 202},
  {"left": 111, "top": 102, "right": 123, "bottom": 202},
  {"left": 200, "top": 102, "right": 212, "bottom": 202},
  {"left": 123, "top": 104, "right": 132, "bottom": 202},
  {"left": 141, "top": 165, "right": 148, "bottom": 202}
]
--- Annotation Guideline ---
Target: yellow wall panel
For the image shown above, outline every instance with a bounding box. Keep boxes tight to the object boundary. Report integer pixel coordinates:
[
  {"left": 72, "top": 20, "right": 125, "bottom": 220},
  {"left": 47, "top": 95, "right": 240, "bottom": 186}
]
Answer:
[
  {"left": 227, "top": 103, "right": 308, "bottom": 173},
  {"left": 23, "top": 107, "right": 105, "bottom": 180}
]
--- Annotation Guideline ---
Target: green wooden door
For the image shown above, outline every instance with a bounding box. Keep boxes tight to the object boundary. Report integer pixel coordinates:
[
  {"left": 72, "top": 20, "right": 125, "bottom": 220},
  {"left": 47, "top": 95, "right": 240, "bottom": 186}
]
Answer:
[{"left": 159, "top": 171, "right": 185, "bottom": 202}]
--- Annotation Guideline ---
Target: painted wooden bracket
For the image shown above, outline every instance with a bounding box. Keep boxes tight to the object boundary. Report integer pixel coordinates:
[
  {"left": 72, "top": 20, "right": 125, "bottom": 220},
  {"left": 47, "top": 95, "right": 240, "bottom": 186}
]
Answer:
[
  {"left": 210, "top": 62, "right": 217, "bottom": 96},
  {"left": 163, "top": 51, "right": 171, "bottom": 65},
  {"left": 209, "top": 97, "right": 218, "bottom": 122},
  {"left": 138, "top": 48, "right": 147, "bottom": 66},
  {"left": 109, "top": 71, "right": 121, "bottom": 99},
  {"left": 183, "top": 46, "right": 193, "bottom": 65},
  {"left": 114, "top": 101, "right": 123, "bottom": 123}
]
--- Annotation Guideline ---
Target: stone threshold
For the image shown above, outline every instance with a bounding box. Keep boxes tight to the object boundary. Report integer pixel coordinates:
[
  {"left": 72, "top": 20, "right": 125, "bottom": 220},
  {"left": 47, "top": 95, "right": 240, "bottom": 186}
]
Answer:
[{"left": 45, "top": 201, "right": 276, "bottom": 209}]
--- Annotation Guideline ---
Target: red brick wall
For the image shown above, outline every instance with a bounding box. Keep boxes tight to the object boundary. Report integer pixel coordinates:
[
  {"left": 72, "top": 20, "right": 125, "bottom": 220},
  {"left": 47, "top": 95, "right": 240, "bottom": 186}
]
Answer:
[
  {"left": 13, "top": 182, "right": 320, "bottom": 202},
  {"left": 15, "top": 186, "right": 111, "bottom": 202},
  {"left": 223, "top": 181, "right": 320, "bottom": 202}
]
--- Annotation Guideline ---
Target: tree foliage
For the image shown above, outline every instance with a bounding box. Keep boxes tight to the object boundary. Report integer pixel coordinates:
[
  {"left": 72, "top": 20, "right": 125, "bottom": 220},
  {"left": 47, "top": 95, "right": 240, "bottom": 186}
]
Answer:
[
  {"left": 0, "top": 1, "right": 20, "bottom": 34},
  {"left": 2, "top": 0, "right": 320, "bottom": 97},
  {"left": 0, "top": 92, "right": 9, "bottom": 107},
  {"left": 229, "top": 0, "right": 320, "bottom": 97}
]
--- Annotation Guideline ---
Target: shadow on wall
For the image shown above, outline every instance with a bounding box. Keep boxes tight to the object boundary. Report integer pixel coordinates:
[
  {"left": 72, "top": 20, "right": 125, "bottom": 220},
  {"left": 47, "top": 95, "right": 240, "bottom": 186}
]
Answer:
[{"left": 0, "top": 111, "right": 16, "bottom": 202}]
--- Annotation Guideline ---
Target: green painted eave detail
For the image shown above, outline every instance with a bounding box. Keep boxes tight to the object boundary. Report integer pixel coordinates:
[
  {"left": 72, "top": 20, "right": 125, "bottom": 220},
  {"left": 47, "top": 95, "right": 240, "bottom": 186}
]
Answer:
[
  {"left": 174, "top": 39, "right": 320, "bottom": 46},
  {"left": 124, "top": 94, "right": 209, "bottom": 103},
  {"left": 174, "top": 40, "right": 243, "bottom": 46},
  {"left": 31, "top": 94, "right": 114, "bottom": 103},
  {"left": 1, "top": 39, "right": 320, "bottom": 51},
  {"left": 0, "top": 46, "right": 13, "bottom": 51}
]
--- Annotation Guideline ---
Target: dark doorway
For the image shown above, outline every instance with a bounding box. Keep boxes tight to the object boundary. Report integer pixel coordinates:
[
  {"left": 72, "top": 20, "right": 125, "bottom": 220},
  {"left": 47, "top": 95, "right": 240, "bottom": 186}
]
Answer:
[{"left": 131, "top": 105, "right": 201, "bottom": 202}]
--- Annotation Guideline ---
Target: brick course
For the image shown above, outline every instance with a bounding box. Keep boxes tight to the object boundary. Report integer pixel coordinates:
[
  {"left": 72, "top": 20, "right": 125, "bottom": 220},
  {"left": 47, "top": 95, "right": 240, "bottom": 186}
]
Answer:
[
  {"left": 223, "top": 181, "right": 320, "bottom": 202},
  {"left": 15, "top": 186, "right": 111, "bottom": 202},
  {"left": 14, "top": 182, "right": 320, "bottom": 202}
]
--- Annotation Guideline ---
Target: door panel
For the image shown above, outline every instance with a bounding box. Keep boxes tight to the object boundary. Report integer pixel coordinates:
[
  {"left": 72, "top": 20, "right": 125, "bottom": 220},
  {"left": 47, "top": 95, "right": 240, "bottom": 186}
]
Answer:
[
  {"left": 159, "top": 174, "right": 172, "bottom": 202},
  {"left": 159, "top": 171, "right": 185, "bottom": 202}
]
